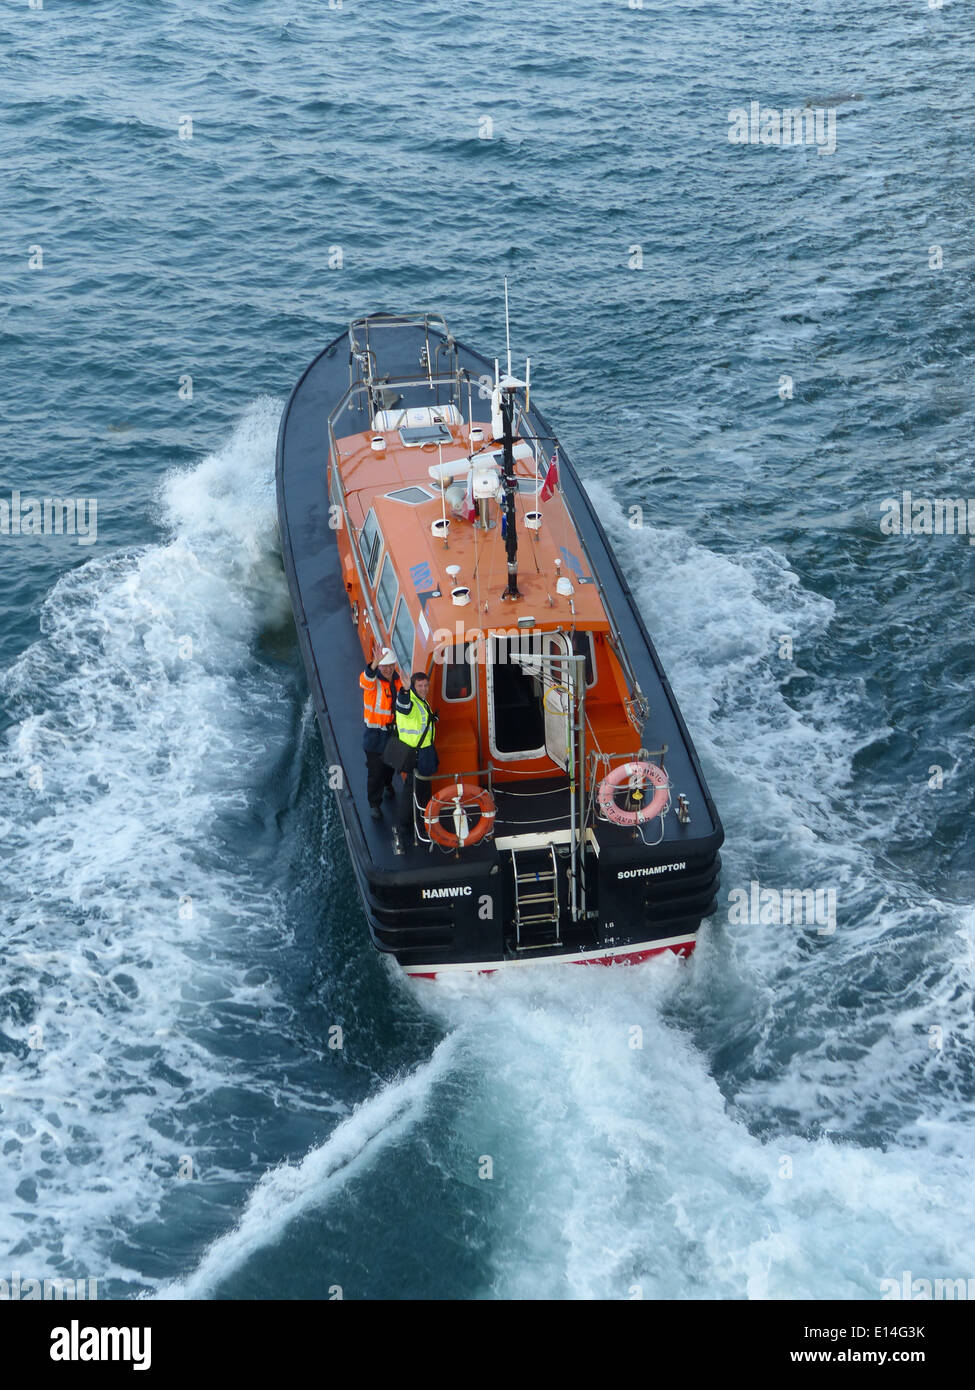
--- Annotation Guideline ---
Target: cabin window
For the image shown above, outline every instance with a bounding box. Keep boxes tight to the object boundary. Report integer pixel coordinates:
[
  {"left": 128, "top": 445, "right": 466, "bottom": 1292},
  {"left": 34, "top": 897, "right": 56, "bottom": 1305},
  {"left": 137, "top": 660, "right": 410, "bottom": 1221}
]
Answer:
[
  {"left": 571, "top": 631, "right": 596, "bottom": 687},
  {"left": 392, "top": 597, "right": 415, "bottom": 673},
  {"left": 360, "top": 509, "right": 383, "bottom": 585},
  {"left": 442, "top": 643, "right": 475, "bottom": 702},
  {"left": 376, "top": 555, "right": 398, "bottom": 629}
]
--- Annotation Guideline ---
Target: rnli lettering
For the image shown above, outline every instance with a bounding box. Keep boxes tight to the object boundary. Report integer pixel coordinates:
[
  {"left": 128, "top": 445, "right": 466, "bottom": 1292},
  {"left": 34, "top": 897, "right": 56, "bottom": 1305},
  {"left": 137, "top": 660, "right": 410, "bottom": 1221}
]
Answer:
[
  {"left": 421, "top": 885, "right": 473, "bottom": 899},
  {"left": 617, "top": 863, "right": 686, "bottom": 879}
]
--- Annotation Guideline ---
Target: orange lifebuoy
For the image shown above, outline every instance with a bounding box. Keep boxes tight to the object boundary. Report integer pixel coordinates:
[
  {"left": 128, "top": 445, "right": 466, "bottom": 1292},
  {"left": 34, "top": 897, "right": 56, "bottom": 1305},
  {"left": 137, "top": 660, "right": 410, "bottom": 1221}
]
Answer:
[
  {"left": 597, "top": 761, "right": 669, "bottom": 827},
  {"left": 424, "top": 782, "right": 496, "bottom": 849}
]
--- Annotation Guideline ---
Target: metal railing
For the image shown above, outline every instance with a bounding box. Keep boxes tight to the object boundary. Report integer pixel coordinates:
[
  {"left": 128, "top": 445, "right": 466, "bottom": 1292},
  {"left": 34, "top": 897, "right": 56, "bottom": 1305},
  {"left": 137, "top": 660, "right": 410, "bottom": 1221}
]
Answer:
[{"left": 347, "top": 312, "right": 458, "bottom": 410}]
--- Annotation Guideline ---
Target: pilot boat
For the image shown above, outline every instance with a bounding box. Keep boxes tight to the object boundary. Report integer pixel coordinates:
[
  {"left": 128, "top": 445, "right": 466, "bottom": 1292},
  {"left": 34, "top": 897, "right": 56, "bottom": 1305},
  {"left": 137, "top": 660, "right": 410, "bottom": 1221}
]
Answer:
[{"left": 276, "top": 311, "right": 723, "bottom": 978}]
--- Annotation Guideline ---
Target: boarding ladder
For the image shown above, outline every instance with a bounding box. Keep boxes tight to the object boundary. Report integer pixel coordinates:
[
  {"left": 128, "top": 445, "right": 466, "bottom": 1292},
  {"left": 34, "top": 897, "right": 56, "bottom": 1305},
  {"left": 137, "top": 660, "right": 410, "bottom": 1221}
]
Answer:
[{"left": 511, "top": 844, "right": 562, "bottom": 949}]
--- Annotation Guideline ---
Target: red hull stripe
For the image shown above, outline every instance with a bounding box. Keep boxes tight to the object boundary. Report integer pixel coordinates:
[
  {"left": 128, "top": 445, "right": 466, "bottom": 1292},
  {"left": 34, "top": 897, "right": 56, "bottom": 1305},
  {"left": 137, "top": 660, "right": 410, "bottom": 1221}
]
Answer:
[{"left": 403, "top": 935, "right": 697, "bottom": 980}]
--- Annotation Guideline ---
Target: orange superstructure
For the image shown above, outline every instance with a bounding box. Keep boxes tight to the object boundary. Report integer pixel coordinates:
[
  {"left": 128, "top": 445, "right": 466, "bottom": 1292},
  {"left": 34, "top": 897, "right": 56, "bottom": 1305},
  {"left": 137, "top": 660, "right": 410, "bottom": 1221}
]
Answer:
[{"left": 331, "top": 413, "right": 638, "bottom": 795}]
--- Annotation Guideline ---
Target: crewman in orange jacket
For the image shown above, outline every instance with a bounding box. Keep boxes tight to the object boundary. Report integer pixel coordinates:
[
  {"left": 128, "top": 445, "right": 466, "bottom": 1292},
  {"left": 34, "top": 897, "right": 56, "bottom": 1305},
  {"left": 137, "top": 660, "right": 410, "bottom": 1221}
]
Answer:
[{"left": 360, "top": 641, "right": 403, "bottom": 820}]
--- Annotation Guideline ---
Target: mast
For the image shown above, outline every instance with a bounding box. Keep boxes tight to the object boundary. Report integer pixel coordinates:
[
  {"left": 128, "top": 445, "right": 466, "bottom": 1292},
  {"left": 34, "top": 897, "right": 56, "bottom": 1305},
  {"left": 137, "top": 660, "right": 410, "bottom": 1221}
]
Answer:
[
  {"left": 499, "top": 278, "right": 524, "bottom": 601},
  {"left": 499, "top": 377, "right": 521, "bottom": 600}
]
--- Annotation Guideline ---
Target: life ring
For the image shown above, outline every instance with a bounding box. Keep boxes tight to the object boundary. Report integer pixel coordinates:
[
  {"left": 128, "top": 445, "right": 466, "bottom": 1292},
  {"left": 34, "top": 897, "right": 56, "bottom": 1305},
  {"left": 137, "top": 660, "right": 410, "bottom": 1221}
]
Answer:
[
  {"left": 597, "top": 761, "right": 669, "bottom": 827},
  {"left": 424, "top": 782, "right": 496, "bottom": 849}
]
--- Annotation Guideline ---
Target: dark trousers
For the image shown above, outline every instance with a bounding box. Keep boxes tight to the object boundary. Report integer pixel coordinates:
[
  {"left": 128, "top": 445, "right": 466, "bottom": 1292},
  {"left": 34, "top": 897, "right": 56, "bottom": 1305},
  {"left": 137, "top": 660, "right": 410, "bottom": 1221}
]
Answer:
[
  {"left": 363, "top": 727, "right": 395, "bottom": 807},
  {"left": 400, "top": 745, "right": 439, "bottom": 834}
]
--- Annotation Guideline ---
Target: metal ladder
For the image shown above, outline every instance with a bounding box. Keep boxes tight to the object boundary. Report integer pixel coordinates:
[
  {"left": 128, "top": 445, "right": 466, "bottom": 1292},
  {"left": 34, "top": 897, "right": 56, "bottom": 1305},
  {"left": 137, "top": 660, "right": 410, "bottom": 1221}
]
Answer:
[{"left": 511, "top": 844, "right": 561, "bottom": 949}]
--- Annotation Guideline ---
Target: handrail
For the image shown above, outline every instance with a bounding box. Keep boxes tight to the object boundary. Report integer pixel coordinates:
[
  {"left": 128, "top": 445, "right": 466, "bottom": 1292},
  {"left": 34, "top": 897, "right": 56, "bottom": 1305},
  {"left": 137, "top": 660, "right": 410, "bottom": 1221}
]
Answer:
[
  {"left": 349, "top": 311, "right": 453, "bottom": 360},
  {"left": 415, "top": 765, "right": 493, "bottom": 787},
  {"left": 491, "top": 782, "right": 569, "bottom": 796},
  {"left": 348, "top": 313, "right": 457, "bottom": 404},
  {"left": 590, "top": 747, "right": 668, "bottom": 763}
]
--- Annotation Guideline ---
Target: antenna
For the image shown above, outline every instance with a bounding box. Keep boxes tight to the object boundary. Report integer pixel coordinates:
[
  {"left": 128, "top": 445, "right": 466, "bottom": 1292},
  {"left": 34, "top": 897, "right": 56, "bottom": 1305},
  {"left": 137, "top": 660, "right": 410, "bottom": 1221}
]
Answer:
[{"left": 504, "top": 276, "right": 512, "bottom": 377}]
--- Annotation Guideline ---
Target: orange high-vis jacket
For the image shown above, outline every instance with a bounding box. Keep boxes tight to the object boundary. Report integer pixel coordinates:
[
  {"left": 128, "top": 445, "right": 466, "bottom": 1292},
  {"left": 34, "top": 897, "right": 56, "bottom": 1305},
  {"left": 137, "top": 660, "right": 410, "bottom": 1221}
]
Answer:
[{"left": 360, "top": 666, "right": 402, "bottom": 728}]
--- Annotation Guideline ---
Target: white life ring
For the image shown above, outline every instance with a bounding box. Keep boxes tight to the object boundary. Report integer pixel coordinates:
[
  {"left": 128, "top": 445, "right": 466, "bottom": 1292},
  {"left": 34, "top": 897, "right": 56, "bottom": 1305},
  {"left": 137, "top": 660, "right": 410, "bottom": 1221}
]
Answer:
[{"left": 597, "top": 761, "right": 669, "bottom": 827}]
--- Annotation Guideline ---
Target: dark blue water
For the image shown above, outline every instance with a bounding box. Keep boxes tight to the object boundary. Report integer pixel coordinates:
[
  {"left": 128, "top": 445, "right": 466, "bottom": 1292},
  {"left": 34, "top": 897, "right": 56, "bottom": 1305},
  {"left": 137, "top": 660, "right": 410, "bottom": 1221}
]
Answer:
[{"left": 2, "top": 0, "right": 973, "bottom": 1299}]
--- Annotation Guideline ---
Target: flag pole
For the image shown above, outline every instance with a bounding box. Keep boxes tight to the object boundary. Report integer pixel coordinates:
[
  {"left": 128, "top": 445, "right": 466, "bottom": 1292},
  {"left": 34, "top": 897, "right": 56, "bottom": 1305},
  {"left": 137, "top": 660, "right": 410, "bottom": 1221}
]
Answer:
[{"left": 465, "top": 375, "right": 477, "bottom": 526}]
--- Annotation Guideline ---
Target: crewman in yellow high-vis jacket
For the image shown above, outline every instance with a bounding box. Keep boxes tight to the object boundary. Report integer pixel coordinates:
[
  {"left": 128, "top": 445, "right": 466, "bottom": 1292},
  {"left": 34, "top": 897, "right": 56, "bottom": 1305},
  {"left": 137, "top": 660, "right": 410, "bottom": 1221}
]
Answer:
[{"left": 394, "top": 670, "right": 439, "bottom": 836}]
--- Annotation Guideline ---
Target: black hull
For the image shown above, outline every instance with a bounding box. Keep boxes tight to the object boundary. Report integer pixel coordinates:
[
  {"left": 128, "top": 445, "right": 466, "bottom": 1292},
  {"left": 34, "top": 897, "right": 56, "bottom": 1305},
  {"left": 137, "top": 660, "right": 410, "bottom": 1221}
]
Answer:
[{"left": 276, "top": 318, "right": 724, "bottom": 975}]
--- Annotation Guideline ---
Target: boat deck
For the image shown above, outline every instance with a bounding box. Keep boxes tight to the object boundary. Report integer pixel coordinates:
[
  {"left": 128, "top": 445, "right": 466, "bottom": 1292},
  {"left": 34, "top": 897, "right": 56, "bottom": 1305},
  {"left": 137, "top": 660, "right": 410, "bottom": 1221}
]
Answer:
[{"left": 276, "top": 316, "right": 723, "bottom": 964}]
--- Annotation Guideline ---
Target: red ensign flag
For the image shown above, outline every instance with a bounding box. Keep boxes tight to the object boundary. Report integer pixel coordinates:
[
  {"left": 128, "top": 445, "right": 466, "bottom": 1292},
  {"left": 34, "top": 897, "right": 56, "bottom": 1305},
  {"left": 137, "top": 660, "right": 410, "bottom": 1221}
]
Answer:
[{"left": 540, "top": 449, "right": 559, "bottom": 501}]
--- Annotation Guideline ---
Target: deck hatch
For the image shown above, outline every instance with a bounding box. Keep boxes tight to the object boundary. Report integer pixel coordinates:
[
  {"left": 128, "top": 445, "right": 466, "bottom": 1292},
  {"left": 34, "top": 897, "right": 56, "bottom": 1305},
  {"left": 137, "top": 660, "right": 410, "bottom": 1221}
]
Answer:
[
  {"left": 385, "top": 486, "right": 436, "bottom": 505},
  {"left": 399, "top": 424, "right": 452, "bottom": 447}
]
